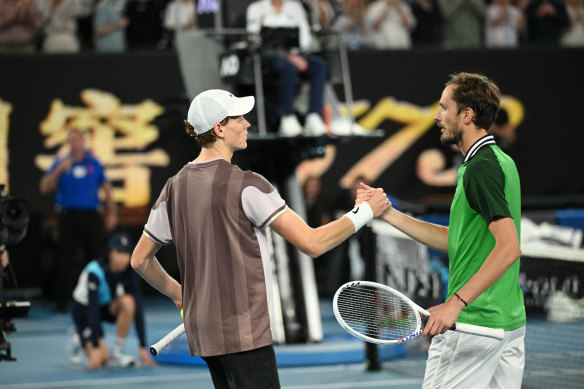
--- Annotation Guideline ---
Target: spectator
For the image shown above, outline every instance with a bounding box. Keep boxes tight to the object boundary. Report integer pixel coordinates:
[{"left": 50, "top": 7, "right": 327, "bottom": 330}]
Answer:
[
  {"left": 485, "top": 0, "right": 524, "bottom": 48},
  {"left": 561, "top": 0, "right": 584, "bottom": 46},
  {"left": 68, "top": 233, "right": 157, "bottom": 369},
  {"left": 1, "top": 249, "right": 8, "bottom": 270},
  {"left": 303, "top": 175, "right": 331, "bottom": 228},
  {"left": 40, "top": 129, "right": 117, "bottom": 312},
  {"left": 76, "top": 0, "right": 95, "bottom": 50},
  {"left": 0, "top": 0, "right": 42, "bottom": 52},
  {"left": 365, "top": 0, "right": 417, "bottom": 49},
  {"left": 125, "top": 0, "right": 163, "bottom": 50},
  {"left": 93, "top": 0, "right": 128, "bottom": 52},
  {"left": 163, "top": 0, "right": 196, "bottom": 35},
  {"left": 488, "top": 108, "right": 517, "bottom": 149},
  {"left": 411, "top": 0, "right": 442, "bottom": 47},
  {"left": 303, "top": 0, "right": 336, "bottom": 29},
  {"left": 246, "top": 0, "right": 329, "bottom": 137},
  {"left": 333, "top": 0, "right": 374, "bottom": 50},
  {"left": 525, "top": 0, "right": 569, "bottom": 45},
  {"left": 37, "top": 0, "right": 80, "bottom": 53},
  {"left": 438, "top": 0, "right": 486, "bottom": 48}
]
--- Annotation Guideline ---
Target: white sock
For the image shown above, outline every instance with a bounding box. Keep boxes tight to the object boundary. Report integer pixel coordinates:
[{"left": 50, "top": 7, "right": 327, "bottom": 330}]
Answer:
[{"left": 113, "top": 337, "right": 125, "bottom": 355}]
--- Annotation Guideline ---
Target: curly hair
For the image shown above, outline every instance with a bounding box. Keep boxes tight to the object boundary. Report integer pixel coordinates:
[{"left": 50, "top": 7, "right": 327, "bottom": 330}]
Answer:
[
  {"left": 184, "top": 117, "right": 231, "bottom": 148},
  {"left": 446, "top": 72, "right": 501, "bottom": 130}
]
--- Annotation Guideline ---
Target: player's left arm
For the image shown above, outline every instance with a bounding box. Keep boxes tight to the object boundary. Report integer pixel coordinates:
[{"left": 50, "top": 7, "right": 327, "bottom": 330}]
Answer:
[{"left": 423, "top": 217, "right": 521, "bottom": 336}]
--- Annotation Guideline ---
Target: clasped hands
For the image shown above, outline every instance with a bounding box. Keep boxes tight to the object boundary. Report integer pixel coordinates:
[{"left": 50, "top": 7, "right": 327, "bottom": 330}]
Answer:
[{"left": 355, "top": 182, "right": 392, "bottom": 217}]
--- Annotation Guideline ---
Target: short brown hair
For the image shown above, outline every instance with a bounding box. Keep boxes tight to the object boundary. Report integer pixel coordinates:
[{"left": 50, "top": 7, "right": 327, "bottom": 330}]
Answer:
[
  {"left": 184, "top": 117, "right": 231, "bottom": 148},
  {"left": 446, "top": 72, "right": 501, "bottom": 130}
]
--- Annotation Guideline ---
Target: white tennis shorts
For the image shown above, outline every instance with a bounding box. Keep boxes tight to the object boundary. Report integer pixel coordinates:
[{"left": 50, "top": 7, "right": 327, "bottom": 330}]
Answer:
[{"left": 423, "top": 325, "right": 526, "bottom": 389}]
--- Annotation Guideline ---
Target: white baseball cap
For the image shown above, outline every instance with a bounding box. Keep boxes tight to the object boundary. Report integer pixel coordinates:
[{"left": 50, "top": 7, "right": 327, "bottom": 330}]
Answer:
[{"left": 187, "top": 89, "right": 255, "bottom": 135}]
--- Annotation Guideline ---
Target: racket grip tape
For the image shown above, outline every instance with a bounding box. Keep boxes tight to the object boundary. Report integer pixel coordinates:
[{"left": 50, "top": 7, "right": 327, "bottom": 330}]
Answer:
[{"left": 150, "top": 323, "right": 185, "bottom": 356}]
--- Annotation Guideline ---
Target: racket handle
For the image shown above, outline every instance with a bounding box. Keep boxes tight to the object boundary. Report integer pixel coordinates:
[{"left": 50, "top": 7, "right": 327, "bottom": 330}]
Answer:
[
  {"left": 453, "top": 322, "right": 505, "bottom": 340},
  {"left": 150, "top": 323, "right": 185, "bottom": 356},
  {"left": 422, "top": 314, "right": 505, "bottom": 340}
]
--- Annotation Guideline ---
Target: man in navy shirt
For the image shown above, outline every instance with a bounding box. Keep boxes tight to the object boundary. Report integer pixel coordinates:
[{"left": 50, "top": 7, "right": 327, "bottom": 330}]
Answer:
[
  {"left": 69, "top": 233, "right": 156, "bottom": 369},
  {"left": 40, "top": 129, "right": 117, "bottom": 311}
]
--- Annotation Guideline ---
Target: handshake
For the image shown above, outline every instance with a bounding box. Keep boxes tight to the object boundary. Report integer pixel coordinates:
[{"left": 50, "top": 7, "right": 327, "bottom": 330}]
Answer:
[{"left": 355, "top": 182, "right": 393, "bottom": 218}]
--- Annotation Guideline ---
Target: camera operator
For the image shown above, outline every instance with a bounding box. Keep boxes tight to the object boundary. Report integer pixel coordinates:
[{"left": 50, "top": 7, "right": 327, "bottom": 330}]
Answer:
[{"left": 0, "top": 186, "right": 30, "bottom": 362}]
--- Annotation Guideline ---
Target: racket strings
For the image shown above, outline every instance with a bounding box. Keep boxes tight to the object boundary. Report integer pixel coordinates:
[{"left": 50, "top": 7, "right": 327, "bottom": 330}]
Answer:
[{"left": 337, "top": 286, "right": 419, "bottom": 341}]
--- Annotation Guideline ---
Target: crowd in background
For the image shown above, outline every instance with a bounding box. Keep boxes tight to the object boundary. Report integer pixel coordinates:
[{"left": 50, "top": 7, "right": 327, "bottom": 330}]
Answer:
[{"left": 0, "top": 0, "right": 583, "bottom": 53}]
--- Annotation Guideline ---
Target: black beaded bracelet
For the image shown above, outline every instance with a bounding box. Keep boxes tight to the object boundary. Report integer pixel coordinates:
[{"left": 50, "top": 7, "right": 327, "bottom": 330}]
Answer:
[{"left": 454, "top": 292, "right": 468, "bottom": 307}]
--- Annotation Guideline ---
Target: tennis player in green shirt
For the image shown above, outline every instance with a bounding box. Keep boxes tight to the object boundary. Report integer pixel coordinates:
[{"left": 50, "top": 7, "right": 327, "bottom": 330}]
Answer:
[{"left": 359, "top": 72, "right": 526, "bottom": 389}]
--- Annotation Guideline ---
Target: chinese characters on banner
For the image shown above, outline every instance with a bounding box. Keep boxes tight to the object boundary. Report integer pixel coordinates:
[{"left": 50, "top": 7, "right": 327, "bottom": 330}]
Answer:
[{"left": 34, "top": 89, "right": 170, "bottom": 208}]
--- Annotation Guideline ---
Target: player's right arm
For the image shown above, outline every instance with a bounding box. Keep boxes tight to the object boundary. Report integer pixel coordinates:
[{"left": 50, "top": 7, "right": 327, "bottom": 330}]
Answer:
[
  {"left": 131, "top": 235, "right": 182, "bottom": 307},
  {"left": 270, "top": 189, "right": 390, "bottom": 258},
  {"left": 357, "top": 183, "right": 449, "bottom": 252}
]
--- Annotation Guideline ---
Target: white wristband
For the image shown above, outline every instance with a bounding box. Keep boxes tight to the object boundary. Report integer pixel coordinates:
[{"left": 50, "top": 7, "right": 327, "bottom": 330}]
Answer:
[{"left": 343, "top": 202, "right": 374, "bottom": 232}]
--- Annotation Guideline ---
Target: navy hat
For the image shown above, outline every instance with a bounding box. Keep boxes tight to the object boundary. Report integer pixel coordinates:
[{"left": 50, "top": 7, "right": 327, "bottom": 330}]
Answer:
[{"left": 107, "top": 233, "right": 133, "bottom": 253}]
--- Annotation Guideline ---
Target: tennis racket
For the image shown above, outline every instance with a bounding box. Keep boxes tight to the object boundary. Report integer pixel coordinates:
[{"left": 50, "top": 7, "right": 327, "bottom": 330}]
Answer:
[
  {"left": 333, "top": 281, "right": 504, "bottom": 344},
  {"left": 150, "top": 323, "right": 185, "bottom": 356}
]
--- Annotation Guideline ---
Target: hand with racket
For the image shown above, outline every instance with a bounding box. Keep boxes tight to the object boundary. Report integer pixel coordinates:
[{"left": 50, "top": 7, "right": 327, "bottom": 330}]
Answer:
[{"left": 333, "top": 281, "right": 504, "bottom": 344}]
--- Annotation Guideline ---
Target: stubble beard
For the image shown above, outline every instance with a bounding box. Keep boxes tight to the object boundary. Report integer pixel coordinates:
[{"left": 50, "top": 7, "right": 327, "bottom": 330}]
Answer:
[{"left": 440, "top": 120, "right": 463, "bottom": 147}]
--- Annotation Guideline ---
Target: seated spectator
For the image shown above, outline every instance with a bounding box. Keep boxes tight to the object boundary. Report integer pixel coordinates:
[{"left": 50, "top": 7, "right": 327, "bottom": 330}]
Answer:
[
  {"left": 302, "top": 0, "right": 336, "bottom": 29},
  {"left": 438, "top": 0, "right": 486, "bottom": 48},
  {"left": 561, "top": 0, "right": 584, "bottom": 47},
  {"left": 246, "top": 0, "right": 329, "bottom": 137},
  {"left": 0, "top": 0, "right": 42, "bottom": 52},
  {"left": 125, "top": 0, "right": 163, "bottom": 50},
  {"left": 485, "top": 0, "right": 524, "bottom": 48},
  {"left": 333, "top": 0, "right": 374, "bottom": 50},
  {"left": 37, "top": 0, "right": 80, "bottom": 53},
  {"left": 365, "top": 0, "right": 416, "bottom": 49},
  {"left": 163, "top": 0, "right": 197, "bottom": 35},
  {"left": 93, "top": 0, "right": 128, "bottom": 52},
  {"left": 411, "top": 0, "right": 442, "bottom": 47},
  {"left": 525, "top": 0, "right": 569, "bottom": 45}
]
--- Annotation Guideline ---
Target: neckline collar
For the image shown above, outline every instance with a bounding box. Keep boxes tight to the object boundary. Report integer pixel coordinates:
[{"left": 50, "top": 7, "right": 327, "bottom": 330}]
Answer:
[{"left": 463, "top": 134, "right": 496, "bottom": 164}]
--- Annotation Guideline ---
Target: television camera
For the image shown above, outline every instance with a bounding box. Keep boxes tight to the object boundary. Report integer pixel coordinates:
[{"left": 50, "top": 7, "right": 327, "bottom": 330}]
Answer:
[{"left": 0, "top": 184, "right": 30, "bottom": 362}]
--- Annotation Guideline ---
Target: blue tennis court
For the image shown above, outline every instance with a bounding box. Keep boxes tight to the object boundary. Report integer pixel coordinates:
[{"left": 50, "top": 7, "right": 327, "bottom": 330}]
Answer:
[
  {"left": 3, "top": 295, "right": 583, "bottom": 388},
  {"left": 0, "top": 296, "right": 425, "bottom": 389}
]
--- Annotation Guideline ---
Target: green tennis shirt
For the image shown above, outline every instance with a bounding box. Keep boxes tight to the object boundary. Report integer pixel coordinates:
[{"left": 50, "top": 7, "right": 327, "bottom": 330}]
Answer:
[{"left": 448, "top": 135, "right": 526, "bottom": 331}]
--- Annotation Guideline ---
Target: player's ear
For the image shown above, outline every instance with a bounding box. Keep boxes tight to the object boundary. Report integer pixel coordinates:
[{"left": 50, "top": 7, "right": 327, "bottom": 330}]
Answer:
[
  {"left": 212, "top": 123, "right": 224, "bottom": 138},
  {"left": 463, "top": 107, "right": 474, "bottom": 124}
]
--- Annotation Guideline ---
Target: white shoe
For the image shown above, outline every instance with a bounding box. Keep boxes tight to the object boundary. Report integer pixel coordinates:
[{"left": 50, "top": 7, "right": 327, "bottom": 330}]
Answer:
[
  {"left": 331, "top": 118, "right": 373, "bottom": 136},
  {"left": 108, "top": 351, "right": 135, "bottom": 368},
  {"left": 68, "top": 333, "right": 83, "bottom": 365},
  {"left": 351, "top": 122, "right": 373, "bottom": 136},
  {"left": 304, "top": 113, "right": 327, "bottom": 137},
  {"left": 278, "top": 115, "right": 302, "bottom": 137},
  {"left": 330, "top": 118, "right": 352, "bottom": 136}
]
